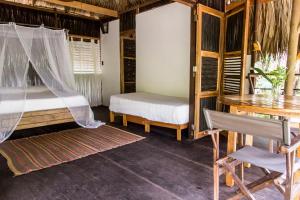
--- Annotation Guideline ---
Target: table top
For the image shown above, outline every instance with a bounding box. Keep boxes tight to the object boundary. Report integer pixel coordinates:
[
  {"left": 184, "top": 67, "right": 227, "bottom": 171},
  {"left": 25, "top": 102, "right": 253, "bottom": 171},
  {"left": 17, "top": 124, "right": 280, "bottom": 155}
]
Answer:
[{"left": 218, "top": 94, "right": 300, "bottom": 117}]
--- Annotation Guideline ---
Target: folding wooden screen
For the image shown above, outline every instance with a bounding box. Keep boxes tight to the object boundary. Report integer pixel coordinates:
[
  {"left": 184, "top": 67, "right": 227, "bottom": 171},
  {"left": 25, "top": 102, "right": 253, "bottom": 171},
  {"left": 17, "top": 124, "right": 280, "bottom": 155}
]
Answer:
[
  {"left": 221, "top": 1, "right": 250, "bottom": 95},
  {"left": 191, "top": 0, "right": 250, "bottom": 139},
  {"left": 193, "top": 4, "right": 224, "bottom": 139}
]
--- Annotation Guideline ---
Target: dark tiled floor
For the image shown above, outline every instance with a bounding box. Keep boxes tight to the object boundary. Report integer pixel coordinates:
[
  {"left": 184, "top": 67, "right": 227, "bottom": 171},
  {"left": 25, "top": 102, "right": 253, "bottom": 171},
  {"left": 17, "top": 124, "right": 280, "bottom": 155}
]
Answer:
[{"left": 0, "top": 106, "right": 282, "bottom": 200}]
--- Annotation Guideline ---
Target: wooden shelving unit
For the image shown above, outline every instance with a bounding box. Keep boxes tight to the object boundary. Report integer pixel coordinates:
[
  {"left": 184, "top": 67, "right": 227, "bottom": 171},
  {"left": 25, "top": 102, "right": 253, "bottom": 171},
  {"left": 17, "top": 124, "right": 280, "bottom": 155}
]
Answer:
[{"left": 120, "top": 33, "right": 136, "bottom": 93}]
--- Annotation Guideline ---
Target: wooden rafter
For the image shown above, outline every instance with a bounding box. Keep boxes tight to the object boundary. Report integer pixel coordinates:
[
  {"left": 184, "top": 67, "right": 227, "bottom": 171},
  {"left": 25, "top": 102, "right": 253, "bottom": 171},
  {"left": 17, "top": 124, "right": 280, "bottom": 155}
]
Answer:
[
  {"left": 172, "top": 0, "right": 196, "bottom": 7},
  {"left": 120, "top": 0, "right": 166, "bottom": 14},
  {"left": 0, "top": 0, "right": 100, "bottom": 20},
  {"left": 44, "top": 0, "right": 118, "bottom": 17}
]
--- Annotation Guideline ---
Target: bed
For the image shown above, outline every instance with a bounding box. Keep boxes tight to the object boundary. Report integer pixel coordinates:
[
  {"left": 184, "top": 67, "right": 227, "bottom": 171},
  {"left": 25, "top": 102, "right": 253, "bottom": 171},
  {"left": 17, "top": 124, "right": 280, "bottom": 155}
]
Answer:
[
  {"left": 0, "top": 86, "right": 88, "bottom": 130},
  {"left": 109, "top": 92, "right": 189, "bottom": 141}
]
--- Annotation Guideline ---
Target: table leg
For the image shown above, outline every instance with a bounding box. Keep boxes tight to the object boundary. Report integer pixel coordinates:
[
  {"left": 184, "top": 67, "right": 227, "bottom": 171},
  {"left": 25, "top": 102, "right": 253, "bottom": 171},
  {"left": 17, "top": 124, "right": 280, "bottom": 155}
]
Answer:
[
  {"left": 244, "top": 135, "right": 253, "bottom": 168},
  {"left": 226, "top": 106, "right": 238, "bottom": 187}
]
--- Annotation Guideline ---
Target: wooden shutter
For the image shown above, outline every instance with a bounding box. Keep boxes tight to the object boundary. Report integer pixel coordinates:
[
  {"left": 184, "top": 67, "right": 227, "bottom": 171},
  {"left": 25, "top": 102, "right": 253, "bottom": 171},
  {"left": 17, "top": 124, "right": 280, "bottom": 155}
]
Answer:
[{"left": 221, "top": 0, "right": 250, "bottom": 95}]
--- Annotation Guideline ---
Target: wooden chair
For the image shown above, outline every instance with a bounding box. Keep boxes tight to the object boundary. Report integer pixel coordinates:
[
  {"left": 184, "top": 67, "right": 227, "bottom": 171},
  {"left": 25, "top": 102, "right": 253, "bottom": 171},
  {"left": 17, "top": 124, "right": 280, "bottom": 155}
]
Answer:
[{"left": 203, "top": 109, "right": 300, "bottom": 200}]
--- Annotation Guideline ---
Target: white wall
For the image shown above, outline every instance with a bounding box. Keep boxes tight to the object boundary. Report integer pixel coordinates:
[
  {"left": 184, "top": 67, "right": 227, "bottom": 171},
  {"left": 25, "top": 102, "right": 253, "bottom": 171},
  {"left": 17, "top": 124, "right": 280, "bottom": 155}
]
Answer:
[
  {"left": 101, "top": 20, "right": 120, "bottom": 106},
  {"left": 136, "top": 3, "right": 191, "bottom": 98}
]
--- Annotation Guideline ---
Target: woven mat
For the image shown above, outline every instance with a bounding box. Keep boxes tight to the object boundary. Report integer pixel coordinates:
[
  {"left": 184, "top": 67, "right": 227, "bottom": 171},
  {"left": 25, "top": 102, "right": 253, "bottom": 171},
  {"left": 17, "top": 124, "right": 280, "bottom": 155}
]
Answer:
[{"left": 0, "top": 125, "right": 144, "bottom": 176}]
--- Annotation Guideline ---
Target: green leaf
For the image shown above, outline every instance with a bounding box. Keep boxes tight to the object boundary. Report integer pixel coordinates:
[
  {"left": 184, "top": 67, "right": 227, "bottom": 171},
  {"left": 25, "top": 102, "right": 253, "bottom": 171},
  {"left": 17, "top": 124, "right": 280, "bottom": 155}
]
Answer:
[{"left": 254, "top": 67, "right": 273, "bottom": 84}]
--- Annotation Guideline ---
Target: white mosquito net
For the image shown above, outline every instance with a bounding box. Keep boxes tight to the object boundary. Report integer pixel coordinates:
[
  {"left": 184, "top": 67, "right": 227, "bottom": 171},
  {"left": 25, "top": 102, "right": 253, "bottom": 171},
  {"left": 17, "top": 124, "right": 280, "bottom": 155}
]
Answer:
[{"left": 0, "top": 23, "right": 103, "bottom": 143}]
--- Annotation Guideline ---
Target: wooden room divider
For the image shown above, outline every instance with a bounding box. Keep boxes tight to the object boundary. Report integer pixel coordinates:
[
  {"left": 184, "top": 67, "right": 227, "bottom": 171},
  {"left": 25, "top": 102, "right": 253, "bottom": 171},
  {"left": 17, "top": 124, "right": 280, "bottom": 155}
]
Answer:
[
  {"left": 191, "top": 0, "right": 250, "bottom": 140},
  {"left": 193, "top": 4, "right": 224, "bottom": 139},
  {"left": 222, "top": 0, "right": 250, "bottom": 96}
]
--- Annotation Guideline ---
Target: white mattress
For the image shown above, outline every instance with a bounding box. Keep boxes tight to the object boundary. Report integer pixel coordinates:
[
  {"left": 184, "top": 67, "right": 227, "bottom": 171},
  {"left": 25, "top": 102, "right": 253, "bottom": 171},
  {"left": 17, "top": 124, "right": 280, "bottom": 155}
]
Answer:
[
  {"left": 109, "top": 93, "right": 189, "bottom": 125},
  {"left": 0, "top": 86, "right": 88, "bottom": 114}
]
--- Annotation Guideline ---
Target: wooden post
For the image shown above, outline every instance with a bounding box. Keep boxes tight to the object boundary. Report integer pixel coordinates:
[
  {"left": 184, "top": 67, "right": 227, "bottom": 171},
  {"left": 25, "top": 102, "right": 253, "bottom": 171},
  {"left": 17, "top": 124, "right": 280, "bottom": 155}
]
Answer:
[
  {"left": 176, "top": 128, "right": 182, "bottom": 142},
  {"left": 110, "top": 111, "right": 115, "bottom": 123},
  {"left": 145, "top": 121, "right": 150, "bottom": 133},
  {"left": 123, "top": 114, "right": 128, "bottom": 126},
  {"left": 285, "top": 0, "right": 300, "bottom": 95}
]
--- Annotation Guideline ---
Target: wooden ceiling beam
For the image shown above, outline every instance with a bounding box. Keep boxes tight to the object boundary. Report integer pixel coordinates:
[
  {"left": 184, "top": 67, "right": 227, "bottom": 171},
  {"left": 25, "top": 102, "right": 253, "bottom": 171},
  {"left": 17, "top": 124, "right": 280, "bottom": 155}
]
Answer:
[
  {"left": 172, "top": 0, "right": 196, "bottom": 7},
  {"left": 43, "top": 0, "right": 118, "bottom": 17},
  {"left": 0, "top": 0, "right": 100, "bottom": 21},
  {"left": 120, "top": 0, "right": 169, "bottom": 14}
]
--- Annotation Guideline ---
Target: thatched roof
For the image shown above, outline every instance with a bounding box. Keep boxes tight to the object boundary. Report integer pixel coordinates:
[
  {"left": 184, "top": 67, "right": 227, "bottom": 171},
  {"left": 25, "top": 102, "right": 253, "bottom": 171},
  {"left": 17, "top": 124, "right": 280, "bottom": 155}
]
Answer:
[{"left": 253, "top": 0, "right": 292, "bottom": 54}]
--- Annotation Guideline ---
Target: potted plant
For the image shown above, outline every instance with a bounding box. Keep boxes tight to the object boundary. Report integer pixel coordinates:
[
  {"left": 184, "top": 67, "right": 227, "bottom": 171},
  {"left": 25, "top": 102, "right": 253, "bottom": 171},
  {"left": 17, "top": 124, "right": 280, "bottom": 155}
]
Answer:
[{"left": 252, "top": 41, "right": 288, "bottom": 101}]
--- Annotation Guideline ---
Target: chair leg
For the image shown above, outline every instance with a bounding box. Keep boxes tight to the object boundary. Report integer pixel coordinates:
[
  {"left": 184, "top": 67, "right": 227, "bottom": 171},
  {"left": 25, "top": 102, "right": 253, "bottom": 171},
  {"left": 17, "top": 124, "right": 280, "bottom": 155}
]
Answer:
[
  {"left": 214, "top": 163, "right": 219, "bottom": 200},
  {"left": 222, "top": 161, "right": 255, "bottom": 200},
  {"left": 229, "top": 171, "right": 281, "bottom": 200},
  {"left": 238, "top": 162, "right": 244, "bottom": 183},
  {"left": 212, "top": 133, "right": 220, "bottom": 200}
]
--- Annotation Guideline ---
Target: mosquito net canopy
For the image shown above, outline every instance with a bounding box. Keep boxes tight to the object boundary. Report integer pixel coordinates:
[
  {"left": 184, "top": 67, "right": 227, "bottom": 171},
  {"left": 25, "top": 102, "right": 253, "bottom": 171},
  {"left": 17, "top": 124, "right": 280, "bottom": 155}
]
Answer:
[{"left": 0, "top": 23, "right": 103, "bottom": 143}]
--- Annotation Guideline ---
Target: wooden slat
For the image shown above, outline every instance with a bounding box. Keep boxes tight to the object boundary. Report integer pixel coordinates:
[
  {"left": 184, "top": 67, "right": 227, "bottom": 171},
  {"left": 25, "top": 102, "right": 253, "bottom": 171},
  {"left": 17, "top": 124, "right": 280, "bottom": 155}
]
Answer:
[
  {"left": 126, "top": 114, "right": 148, "bottom": 125},
  {"left": 197, "top": 4, "right": 224, "bottom": 18},
  {"left": 22, "top": 108, "right": 69, "bottom": 117},
  {"left": 118, "top": 113, "right": 188, "bottom": 130},
  {"left": 201, "top": 51, "right": 219, "bottom": 58},
  {"left": 172, "top": 0, "right": 195, "bottom": 7},
  {"left": 44, "top": 0, "right": 118, "bottom": 17},
  {"left": 224, "top": 51, "right": 242, "bottom": 57},
  {"left": 225, "top": 1, "right": 246, "bottom": 12},
  {"left": 0, "top": 0, "right": 100, "bottom": 20},
  {"left": 16, "top": 118, "right": 74, "bottom": 130},
  {"left": 19, "top": 113, "right": 73, "bottom": 125}
]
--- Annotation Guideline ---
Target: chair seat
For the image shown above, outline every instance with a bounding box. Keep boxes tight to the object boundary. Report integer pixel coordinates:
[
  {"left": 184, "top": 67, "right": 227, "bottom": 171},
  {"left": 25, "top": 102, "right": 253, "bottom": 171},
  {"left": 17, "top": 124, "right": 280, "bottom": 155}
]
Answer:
[{"left": 228, "top": 146, "right": 300, "bottom": 174}]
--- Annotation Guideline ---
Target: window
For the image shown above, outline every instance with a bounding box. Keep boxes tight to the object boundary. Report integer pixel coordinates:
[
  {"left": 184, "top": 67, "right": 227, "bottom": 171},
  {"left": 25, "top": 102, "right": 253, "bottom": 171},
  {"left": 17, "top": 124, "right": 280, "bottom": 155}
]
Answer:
[{"left": 69, "top": 36, "right": 101, "bottom": 74}]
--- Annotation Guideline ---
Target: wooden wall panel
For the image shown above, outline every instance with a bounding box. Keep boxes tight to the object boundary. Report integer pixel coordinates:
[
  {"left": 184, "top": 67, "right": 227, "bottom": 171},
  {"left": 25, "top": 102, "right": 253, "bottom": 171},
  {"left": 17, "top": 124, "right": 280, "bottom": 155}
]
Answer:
[
  {"left": 197, "top": 0, "right": 224, "bottom": 11},
  {"left": 123, "top": 39, "right": 136, "bottom": 57},
  {"left": 120, "top": 10, "right": 136, "bottom": 32},
  {"left": 225, "top": 11, "right": 244, "bottom": 52},
  {"left": 120, "top": 37, "right": 136, "bottom": 93},
  {"left": 199, "top": 96, "right": 217, "bottom": 131},
  {"left": 201, "top": 13, "right": 220, "bottom": 52},
  {"left": 201, "top": 57, "right": 218, "bottom": 91},
  {"left": 0, "top": 3, "right": 101, "bottom": 37}
]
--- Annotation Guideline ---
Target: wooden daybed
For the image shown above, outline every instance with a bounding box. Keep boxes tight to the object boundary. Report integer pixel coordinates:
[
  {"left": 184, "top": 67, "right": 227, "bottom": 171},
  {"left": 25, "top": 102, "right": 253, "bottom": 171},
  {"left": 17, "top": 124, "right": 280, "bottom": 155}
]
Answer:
[{"left": 109, "top": 93, "right": 189, "bottom": 141}]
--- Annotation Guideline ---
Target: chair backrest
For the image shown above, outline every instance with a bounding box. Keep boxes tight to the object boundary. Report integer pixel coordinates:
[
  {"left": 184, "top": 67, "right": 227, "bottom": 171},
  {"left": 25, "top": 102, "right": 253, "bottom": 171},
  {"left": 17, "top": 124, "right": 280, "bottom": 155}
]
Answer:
[{"left": 203, "top": 109, "right": 291, "bottom": 145}]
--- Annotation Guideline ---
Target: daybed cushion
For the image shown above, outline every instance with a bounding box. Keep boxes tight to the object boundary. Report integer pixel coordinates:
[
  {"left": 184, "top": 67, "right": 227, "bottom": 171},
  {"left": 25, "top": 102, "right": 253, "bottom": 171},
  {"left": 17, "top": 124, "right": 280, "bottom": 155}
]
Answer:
[
  {"left": 0, "top": 86, "right": 88, "bottom": 114},
  {"left": 109, "top": 92, "right": 189, "bottom": 125}
]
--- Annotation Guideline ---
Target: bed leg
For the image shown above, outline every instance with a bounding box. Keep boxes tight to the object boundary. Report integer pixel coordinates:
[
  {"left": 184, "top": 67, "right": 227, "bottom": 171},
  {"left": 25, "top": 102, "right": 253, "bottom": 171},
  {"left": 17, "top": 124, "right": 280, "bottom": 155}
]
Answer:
[
  {"left": 123, "top": 114, "right": 128, "bottom": 126},
  {"left": 145, "top": 122, "right": 150, "bottom": 133},
  {"left": 176, "top": 128, "right": 182, "bottom": 142},
  {"left": 110, "top": 111, "right": 115, "bottom": 123}
]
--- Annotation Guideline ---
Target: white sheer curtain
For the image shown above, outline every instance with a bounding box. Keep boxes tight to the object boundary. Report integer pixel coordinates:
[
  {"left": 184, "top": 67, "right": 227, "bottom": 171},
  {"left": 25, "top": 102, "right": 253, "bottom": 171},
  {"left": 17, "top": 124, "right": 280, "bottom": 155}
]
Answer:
[
  {"left": 75, "top": 74, "right": 102, "bottom": 107},
  {"left": 0, "top": 23, "right": 103, "bottom": 143}
]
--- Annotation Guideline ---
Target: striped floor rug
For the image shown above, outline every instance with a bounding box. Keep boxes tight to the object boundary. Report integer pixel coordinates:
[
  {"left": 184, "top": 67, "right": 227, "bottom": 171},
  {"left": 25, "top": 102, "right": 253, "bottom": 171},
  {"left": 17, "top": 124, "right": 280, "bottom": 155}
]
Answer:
[{"left": 0, "top": 125, "right": 144, "bottom": 176}]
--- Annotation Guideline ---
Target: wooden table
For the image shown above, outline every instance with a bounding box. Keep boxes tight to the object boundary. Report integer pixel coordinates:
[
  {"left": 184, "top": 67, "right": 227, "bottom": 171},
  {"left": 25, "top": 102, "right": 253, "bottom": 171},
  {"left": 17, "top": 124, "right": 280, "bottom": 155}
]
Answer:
[{"left": 218, "top": 94, "right": 300, "bottom": 187}]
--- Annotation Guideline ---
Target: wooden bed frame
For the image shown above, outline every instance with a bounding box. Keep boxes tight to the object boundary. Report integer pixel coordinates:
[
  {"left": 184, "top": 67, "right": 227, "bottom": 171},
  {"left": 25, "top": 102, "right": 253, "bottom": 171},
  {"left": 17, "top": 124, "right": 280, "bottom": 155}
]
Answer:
[
  {"left": 109, "top": 111, "right": 188, "bottom": 141},
  {"left": 16, "top": 108, "right": 74, "bottom": 130}
]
